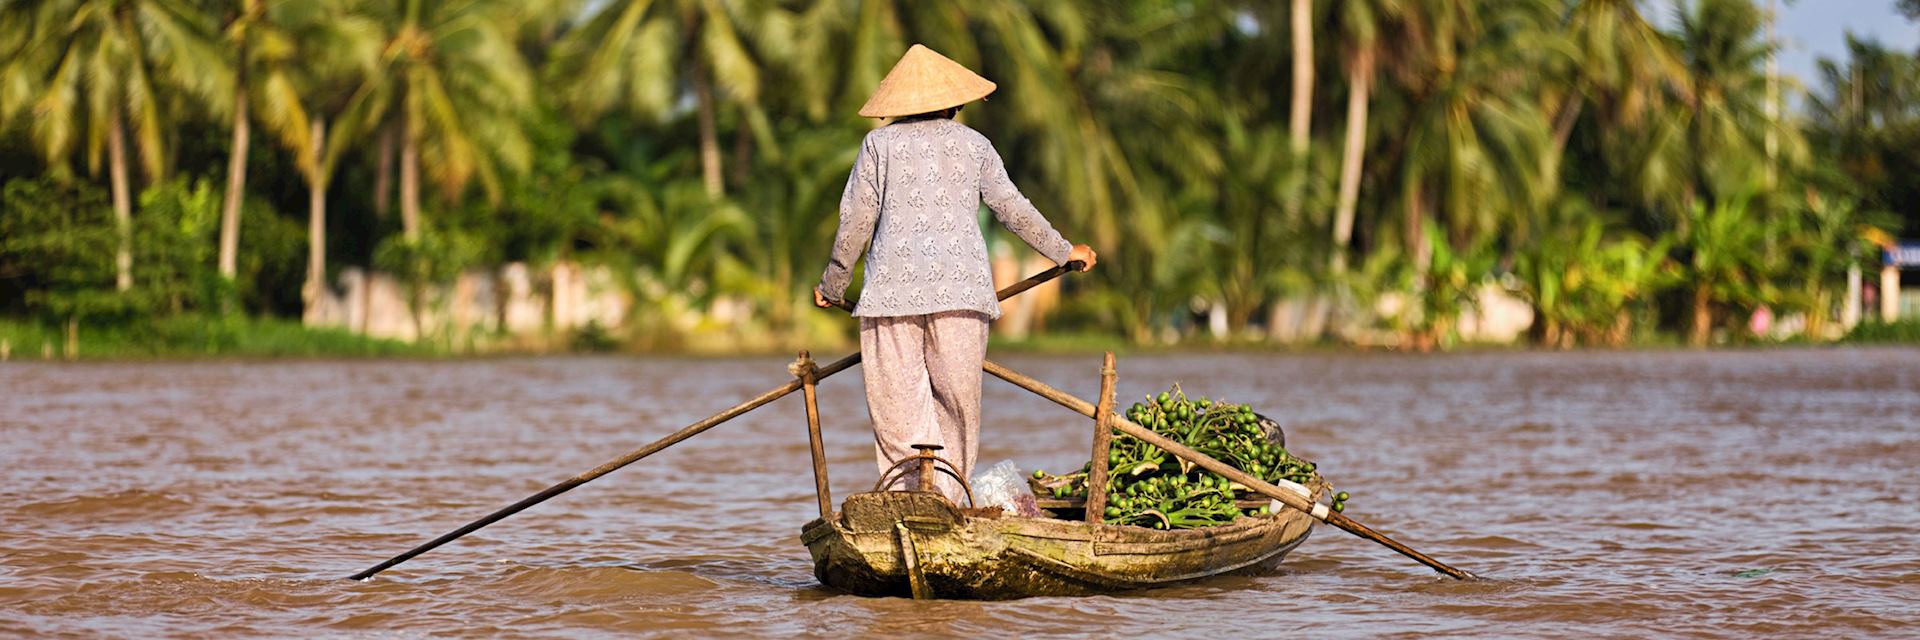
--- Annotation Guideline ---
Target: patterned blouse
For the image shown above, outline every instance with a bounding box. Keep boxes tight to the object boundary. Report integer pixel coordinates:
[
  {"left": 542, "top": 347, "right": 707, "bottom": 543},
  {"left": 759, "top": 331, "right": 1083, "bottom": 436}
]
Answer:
[{"left": 818, "top": 118, "right": 1072, "bottom": 319}]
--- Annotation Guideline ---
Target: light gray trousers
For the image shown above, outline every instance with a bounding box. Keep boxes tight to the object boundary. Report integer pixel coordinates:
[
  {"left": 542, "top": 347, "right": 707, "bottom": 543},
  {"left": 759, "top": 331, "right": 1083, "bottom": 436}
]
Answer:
[{"left": 858, "top": 310, "right": 990, "bottom": 502}]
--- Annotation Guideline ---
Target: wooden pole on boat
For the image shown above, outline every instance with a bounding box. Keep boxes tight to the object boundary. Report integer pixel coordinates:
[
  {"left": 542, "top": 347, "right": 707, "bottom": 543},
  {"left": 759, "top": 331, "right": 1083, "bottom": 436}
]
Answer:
[
  {"left": 348, "top": 262, "right": 1083, "bottom": 580},
  {"left": 983, "top": 359, "right": 1477, "bottom": 580},
  {"left": 793, "top": 351, "right": 833, "bottom": 519},
  {"left": 1084, "top": 352, "right": 1118, "bottom": 524}
]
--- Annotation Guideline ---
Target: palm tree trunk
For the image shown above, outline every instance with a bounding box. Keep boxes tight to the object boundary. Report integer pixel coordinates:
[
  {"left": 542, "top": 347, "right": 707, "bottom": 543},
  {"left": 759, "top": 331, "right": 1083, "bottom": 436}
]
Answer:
[
  {"left": 1686, "top": 78, "right": 1708, "bottom": 216},
  {"left": 1405, "top": 183, "right": 1429, "bottom": 266},
  {"left": 305, "top": 116, "right": 328, "bottom": 314},
  {"left": 400, "top": 112, "right": 421, "bottom": 240},
  {"left": 1404, "top": 183, "right": 1434, "bottom": 349},
  {"left": 1331, "top": 45, "right": 1374, "bottom": 275},
  {"left": 107, "top": 107, "right": 133, "bottom": 292},
  {"left": 1690, "top": 283, "right": 1712, "bottom": 347},
  {"left": 1283, "top": 0, "right": 1315, "bottom": 230},
  {"left": 730, "top": 111, "right": 752, "bottom": 187},
  {"left": 1548, "top": 96, "right": 1582, "bottom": 166},
  {"left": 1288, "top": 0, "right": 1314, "bottom": 160},
  {"left": 692, "top": 62, "right": 724, "bottom": 198},
  {"left": 373, "top": 122, "right": 395, "bottom": 218},
  {"left": 1131, "top": 298, "right": 1155, "bottom": 344},
  {"left": 772, "top": 251, "right": 793, "bottom": 339},
  {"left": 1763, "top": 0, "right": 1778, "bottom": 191},
  {"left": 219, "top": 62, "right": 250, "bottom": 282}
]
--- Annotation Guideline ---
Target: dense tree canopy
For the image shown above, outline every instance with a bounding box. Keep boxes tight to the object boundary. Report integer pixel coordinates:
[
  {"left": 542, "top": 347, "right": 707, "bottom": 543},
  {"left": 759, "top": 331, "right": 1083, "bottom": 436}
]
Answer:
[{"left": 0, "top": 0, "right": 1912, "bottom": 350}]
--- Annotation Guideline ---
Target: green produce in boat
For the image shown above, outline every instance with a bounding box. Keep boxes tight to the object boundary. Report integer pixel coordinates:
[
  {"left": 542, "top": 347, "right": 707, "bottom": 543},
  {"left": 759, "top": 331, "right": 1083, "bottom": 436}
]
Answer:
[{"left": 1031, "top": 383, "right": 1344, "bottom": 529}]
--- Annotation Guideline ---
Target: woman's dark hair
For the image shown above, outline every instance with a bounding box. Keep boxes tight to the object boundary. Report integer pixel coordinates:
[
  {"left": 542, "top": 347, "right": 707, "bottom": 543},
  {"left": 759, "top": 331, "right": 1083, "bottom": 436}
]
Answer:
[{"left": 903, "top": 105, "right": 963, "bottom": 121}]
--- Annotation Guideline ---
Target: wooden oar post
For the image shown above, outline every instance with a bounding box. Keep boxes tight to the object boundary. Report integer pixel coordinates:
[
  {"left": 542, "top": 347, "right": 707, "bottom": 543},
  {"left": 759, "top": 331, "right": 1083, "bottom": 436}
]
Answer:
[
  {"left": 792, "top": 350, "right": 833, "bottom": 519},
  {"left": 1084, "top": 352, "right": 1117, "bottom": 524}
]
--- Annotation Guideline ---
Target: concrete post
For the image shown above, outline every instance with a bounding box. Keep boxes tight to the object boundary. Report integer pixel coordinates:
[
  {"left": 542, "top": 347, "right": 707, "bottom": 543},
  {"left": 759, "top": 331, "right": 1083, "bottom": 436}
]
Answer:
[
  {"left": 1844, "top": 264, "right": 1862, "bottom": 329},
  {"left": 1882, "top": 265, "right": 1901, "bottom": 321}
]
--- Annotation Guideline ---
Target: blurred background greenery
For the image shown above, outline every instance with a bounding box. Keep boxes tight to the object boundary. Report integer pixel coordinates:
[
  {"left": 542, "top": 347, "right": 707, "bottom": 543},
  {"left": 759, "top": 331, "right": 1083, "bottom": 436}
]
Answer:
[{"left": 1, "top": 0, "right": 1916, "bottom": 358}]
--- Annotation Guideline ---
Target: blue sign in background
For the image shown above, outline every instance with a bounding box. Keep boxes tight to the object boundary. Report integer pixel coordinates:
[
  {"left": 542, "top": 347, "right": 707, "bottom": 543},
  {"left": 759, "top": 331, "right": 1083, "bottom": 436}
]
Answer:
[{"left": 1888, "top": 242, "right": 1920, "bottom": 268}]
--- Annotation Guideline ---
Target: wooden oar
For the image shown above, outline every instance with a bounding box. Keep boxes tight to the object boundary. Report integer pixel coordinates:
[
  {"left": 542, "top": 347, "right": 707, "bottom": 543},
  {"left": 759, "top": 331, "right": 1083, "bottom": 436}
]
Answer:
[
  {"left": 346, "top": 261, "right": 1083, "bottom": 580},
  {"left": 983, "top": 359, "right": 1477, "bottom": 580},
  {"left": 823, "top": 260, "right": 1085, "bottom": 313}
]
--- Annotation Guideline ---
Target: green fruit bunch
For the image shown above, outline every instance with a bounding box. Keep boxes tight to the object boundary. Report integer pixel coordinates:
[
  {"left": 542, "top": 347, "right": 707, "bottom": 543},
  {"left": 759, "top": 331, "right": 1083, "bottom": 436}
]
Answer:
[{"left": 1032, "top": 384, "right": 1347, "bottom": 529}]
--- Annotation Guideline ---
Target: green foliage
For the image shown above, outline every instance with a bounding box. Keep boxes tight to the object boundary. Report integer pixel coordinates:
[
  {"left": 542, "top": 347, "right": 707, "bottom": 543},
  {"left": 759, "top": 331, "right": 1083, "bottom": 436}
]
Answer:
[
  {"left": 0, "top": 177, "right": 127, "bottom": 322},
  {"left": 0, "top": 314, "right": 427, "bottom": 358},
  {"left": 1843, "top": 319, "right": 1920, "bottom": 344},
  {"left": 232, "top": 193, "right": 308, "bottom": 314},
  {"left": 0, "top": 0, "right": 226, "bottom": 180},
  {"left": 1807, "top": 35, "right": 1920, "bottom": 236},
  {"left": 1511, "top": 202, "right": 1679, "bottom": 346},
  {"left": 1411, "top": 221, "right": 1501, "bottom": 348},
  {"left": 372, "top": 228, "right": 481, "bottom": 339},
  {"left": 1680, "top": 194, "right": 1778, "bottom": 316},
  {"left": 570, "top": 319, "right": 619, "bottom": 353},
  {"left": 132, "top": 178, "right": 222, "bottom": 313},
  {"left": 1036, "top": 384, "right": 1325, "bottom": 529}
]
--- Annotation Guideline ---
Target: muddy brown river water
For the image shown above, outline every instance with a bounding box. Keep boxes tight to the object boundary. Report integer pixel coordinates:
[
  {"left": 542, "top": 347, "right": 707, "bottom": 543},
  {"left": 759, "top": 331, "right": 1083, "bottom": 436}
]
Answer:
[{"left": 3, "top": 349, "right": 1917, "bottom": 637}]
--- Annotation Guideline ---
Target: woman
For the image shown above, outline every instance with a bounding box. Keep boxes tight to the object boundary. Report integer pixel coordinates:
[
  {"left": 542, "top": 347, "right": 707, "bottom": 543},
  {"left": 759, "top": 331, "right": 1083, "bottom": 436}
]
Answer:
[{"left": 814, "top": 44, "right": 1097, "bottom": 501}]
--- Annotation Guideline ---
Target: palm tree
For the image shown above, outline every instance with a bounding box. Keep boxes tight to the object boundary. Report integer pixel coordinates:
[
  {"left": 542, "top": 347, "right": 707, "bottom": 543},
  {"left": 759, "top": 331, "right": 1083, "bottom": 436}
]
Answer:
[
  {"left": 1673, "top": 0, "right": 1772, "bottom": 212},
  {"left": 1329, "top": 0, "right": 1410, "bottom": 275},
  {"left": 1551, "top": 0, "right": 1687, "bottom": 172},
  {"left": 1394, "top": 0, "right": 1560, "bottom": 258},
  {"left": 216, "top": 0, "right": 368, "bottom": 284},
  {"left": 257, "top": 1, "right": 380, "bottom": 317},
  {"left": 1678, "top": 194, "right": 1775, "bottom": 345},
  {"left": 546, "top": 0, "right": 771, "bottom": 199},
  {"left": 0, "top": 0, "right": 224, "bottom": 291},
  {"left": 334, "top": 0, "right": 534, "bottom": 240},
  {"left": 1671, "top": 0, "right": 1792, "bottom": 343},
  {"left": 1289, "top": 0, "right": 1314, "bottom": 181}
]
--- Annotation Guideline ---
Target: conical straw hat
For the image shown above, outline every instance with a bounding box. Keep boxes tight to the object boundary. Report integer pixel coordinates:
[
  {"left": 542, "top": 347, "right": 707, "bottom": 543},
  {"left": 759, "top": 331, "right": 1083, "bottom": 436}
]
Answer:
[{"left": 859, "top": 44, "right": 997, "bottom": 118}]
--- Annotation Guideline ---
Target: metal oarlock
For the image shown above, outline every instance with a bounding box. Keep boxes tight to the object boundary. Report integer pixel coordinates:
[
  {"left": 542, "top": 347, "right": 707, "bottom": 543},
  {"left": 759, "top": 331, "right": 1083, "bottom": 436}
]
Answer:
[{"left": 873, "top": 443, "right": 977, "bottom": 508}]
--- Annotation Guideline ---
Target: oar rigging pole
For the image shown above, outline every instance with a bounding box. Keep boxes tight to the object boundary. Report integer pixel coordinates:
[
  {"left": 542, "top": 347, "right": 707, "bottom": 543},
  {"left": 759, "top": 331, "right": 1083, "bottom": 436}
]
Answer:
[{"left": 347, "top": 261, "right": 1084, "bottom": 580}]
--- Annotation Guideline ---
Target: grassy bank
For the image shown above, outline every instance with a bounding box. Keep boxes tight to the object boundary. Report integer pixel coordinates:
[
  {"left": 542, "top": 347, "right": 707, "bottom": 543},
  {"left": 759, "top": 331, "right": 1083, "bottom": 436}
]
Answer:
[
  {"left": 1841, "top": 320, "right": 1920, "bottom": 344},
  {"left": 0, "top": 316, "right": 429, "bottom": 360},
  {"left": 7, "top": 316, "right": 1913, "bottom": 362}
]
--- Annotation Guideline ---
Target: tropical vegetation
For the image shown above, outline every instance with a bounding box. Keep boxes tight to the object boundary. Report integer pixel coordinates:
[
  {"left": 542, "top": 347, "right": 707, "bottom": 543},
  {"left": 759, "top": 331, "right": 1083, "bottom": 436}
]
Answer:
[{"left": 1, "top": 0, "right": 1915, "bottom": 357}]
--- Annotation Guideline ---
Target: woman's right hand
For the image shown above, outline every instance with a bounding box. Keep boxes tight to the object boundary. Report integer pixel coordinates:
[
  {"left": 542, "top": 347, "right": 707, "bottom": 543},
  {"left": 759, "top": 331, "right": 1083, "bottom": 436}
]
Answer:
[
  {"left": 1067, "top": 244, "right": 1098, "bottom": 272},
  {"left": 814, "top": 287, "right": 833, "bottom": 308}
]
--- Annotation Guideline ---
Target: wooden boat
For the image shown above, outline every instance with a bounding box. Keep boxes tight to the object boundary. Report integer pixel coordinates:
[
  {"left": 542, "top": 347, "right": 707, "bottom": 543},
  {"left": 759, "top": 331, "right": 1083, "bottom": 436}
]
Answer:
[{"left": 799, "top": 481, "right": 1325, "bottom": 599}]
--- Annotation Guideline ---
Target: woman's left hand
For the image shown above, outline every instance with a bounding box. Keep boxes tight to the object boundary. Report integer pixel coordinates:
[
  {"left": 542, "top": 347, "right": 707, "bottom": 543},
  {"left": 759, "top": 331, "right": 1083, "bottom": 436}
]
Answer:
[
  {"left": 1068, "top": 244, "right": 1098, "bottom": 272},
  {"left": 814, "top": 287, "right": 833, "bottom": 308}
]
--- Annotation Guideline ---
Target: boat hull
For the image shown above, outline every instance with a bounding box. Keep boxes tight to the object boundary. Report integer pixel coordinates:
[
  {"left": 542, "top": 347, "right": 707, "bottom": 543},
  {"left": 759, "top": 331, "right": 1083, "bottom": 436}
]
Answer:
[{"left": 800, "top": 491, "right": 1315, "bottom": 599}]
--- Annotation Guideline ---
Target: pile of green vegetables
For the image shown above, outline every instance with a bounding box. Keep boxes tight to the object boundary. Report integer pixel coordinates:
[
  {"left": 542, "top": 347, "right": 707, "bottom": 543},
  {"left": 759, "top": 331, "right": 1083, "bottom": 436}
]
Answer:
[{"left": 1031, "top": 385, "right": 1349, "bottom": 530}]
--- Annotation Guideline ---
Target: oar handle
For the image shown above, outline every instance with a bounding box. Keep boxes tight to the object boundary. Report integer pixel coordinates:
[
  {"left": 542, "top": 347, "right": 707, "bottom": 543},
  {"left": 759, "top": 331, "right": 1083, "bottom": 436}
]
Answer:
[{"left": 825, "top": 260, "right": 1085, "bottom": 313}]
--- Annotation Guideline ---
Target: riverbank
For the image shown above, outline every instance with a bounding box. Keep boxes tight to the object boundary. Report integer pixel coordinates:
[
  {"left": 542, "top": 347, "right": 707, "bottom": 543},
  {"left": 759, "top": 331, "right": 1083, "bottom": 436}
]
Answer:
[
  {"left": 0, "top": 316, "right": 427, "bottom": 360},
  {"left": 4, "top": 315, "right": 1916, "bottom": 361}
]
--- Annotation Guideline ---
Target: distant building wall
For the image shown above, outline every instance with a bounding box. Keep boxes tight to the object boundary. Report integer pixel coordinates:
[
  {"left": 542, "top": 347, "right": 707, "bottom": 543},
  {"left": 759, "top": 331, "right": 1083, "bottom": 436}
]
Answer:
[{"left": 308, "top": 261, "right": 631, "bottom": 342}]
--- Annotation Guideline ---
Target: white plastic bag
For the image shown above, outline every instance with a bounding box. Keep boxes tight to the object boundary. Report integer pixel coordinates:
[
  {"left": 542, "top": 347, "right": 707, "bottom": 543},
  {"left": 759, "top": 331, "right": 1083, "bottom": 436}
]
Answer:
[{"left": 970, "top": 460, "right": 1043, "bottom": 516}]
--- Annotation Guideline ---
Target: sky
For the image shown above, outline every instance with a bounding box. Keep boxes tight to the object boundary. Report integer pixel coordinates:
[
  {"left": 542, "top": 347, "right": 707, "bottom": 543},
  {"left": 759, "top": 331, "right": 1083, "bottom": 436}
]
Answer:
[{"left": 1655, "top": 0, "right": 1920, "bottom": 105}]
